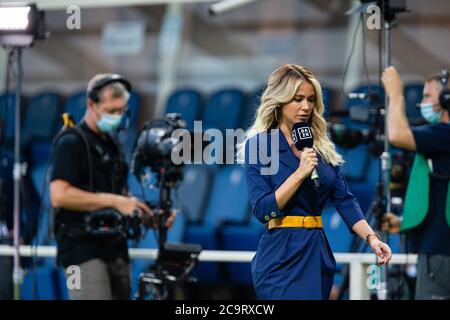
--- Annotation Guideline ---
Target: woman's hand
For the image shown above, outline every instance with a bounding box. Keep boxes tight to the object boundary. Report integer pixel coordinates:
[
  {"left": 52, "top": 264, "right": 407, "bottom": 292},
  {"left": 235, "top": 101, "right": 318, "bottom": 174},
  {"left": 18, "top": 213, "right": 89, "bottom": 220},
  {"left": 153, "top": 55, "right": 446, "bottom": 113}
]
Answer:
[
  {"left": 368, "top": 237, "right": 393, "bottom": 266},
  {"left": 296, "top": 147, "right": 318, "bottom": 179}
]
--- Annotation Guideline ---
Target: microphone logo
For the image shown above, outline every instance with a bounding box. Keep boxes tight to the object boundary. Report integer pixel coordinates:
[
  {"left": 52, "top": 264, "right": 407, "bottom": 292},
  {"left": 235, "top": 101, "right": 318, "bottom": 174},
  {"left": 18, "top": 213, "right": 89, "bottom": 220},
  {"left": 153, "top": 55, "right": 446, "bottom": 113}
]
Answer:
[{"left": 297, "top": 126, "right": 312, "bottom": 140}]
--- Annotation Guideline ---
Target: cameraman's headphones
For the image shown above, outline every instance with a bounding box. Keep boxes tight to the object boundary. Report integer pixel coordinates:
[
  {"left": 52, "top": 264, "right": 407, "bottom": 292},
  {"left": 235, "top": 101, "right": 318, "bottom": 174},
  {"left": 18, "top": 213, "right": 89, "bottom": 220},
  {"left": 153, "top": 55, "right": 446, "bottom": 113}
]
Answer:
[
  {"left": 87, "top": 74, "right": 132, "bottom": 103},
  {"left": 439, "top": 69, "right": 450, "bottom": 112}
]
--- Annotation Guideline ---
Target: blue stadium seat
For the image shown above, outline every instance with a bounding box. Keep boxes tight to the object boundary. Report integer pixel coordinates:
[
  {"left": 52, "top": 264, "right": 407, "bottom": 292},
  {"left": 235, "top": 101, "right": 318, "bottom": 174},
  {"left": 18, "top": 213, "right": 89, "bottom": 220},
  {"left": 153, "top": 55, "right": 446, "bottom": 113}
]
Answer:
[
  {"left": 184, "top": 165, "right": 249, "bottom": 283},
  {"left": 0, "top": 93, "right": 23, "bottom": 146},
  {"left": 321, "top": 86, "right": 331, "bottom": 119},
  {"left": 220, "top": 215, "right": 264, "bottom": 284},
  {"left": 29, "top": 141, "right": 52, "bottom": 168},
  {"left": 337, "top": 145, "right": 378, "bottom": 214},
  {"left": 165, "top": 89, "right": 203, "bottom": 131},
  {"left": 0, "top": 150, "right": 13, "bottom": 229},
  {"left": 203, "top": 165, "right": 249, "bottom": 225},
  {"left": 27, "top": 158, "right": 57, "bottom": 304},
  {"left": 30, "top": 164, "right": 52, "bottom": 246},
  {"left": 241, "top": 87, "right": 264, "bottom": 130},
  {"left": 118, "top": 91, "right": 141, "bottom": 161},
  {"left": 56, "top": 268, "right": 69, "bottom": 300},
  {"left": 21, "top": 165, "right": 62, "bottom": 300},
  {"left": 322, "top": 204, "right": 354, "bottom": 253},
  {"left": 337, "top": 145, "right": 372, "bottom": 181},
  {"left": 174, "top": 165, "right": 212, "bottom": 223},
  {"left": 123, "top": 91, "right": 141, "bottom": 130},
  {"left": 63, "top": 91, "right": 86, "bottom": 124},
  {"left": 202, "top": 89, "right": 245, "bottom": 133},
  {"left": 21, "top": 266, "right": 60, "bottom": 300},
  {"left": 127, "top": 170, "right": 160, "bottom": 205},
  {"left": 388, "top": 234, "right": 402, "bottom": 254},
  {"left": 21, "top": 239, "right": 60, "bottom": 300},
  {"left": 22, "top": 92, "right": 61, "bottom": 146}
]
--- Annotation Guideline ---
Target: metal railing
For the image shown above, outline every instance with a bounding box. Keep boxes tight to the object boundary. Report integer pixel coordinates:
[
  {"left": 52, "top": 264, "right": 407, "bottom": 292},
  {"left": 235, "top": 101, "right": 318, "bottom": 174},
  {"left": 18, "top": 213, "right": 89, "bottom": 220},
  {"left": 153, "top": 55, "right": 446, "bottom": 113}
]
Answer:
[{"left": 0, "top": 245, "right": 417, "bottom": 300}]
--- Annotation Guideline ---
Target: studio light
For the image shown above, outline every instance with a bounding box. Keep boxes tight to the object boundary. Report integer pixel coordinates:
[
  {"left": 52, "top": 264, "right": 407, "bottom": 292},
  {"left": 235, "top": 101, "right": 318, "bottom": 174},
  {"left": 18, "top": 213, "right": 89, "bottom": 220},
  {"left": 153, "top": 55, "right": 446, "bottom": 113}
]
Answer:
[
  {"left": 209, "top": 0, "right": 260, "bottom": 16},
  {"left": 0, "top": 2, "right": 47, "bottom": 47}
]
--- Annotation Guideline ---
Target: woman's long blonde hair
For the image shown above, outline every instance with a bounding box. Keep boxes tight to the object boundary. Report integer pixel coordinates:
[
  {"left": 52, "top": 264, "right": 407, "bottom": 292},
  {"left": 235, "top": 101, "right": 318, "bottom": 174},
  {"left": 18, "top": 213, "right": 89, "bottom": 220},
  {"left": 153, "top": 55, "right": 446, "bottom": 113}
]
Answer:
[{"left": 240, "top": 64, "right": 343, "bottom": 166}]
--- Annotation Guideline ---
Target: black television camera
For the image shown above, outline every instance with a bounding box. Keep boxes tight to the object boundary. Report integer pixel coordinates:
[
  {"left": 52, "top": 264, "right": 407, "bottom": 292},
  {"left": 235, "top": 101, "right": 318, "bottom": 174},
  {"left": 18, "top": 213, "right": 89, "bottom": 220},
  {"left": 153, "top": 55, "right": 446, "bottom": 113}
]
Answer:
[
  {"left": 329, "top": 92, "right": 415, "bottom": 199},
  {"left": 129, "top": 113, "right": 202, "bottom": 300},
  {"left": 329, "top": 92, "right": 385, "bottom": 155},
  {"left": 131, "top": 112, "right": 187, "bottom": 186},
  {"left": 84, "top": 208, "right": 153, "bottom": 241}
]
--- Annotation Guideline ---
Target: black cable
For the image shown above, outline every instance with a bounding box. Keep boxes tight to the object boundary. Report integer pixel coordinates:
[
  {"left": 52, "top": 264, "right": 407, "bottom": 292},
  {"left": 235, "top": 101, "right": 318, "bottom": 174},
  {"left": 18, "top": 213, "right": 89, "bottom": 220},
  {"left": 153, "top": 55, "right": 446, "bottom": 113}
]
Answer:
[
  {"left": 378, "top": 6, "right": 383, "bottom": 88},
  {"left": 134, "top": 172, "right": 160, "bottom": 246},
  {"left": 30, "top": 159, "right": 52, "bottom": 300},
  {"left": 361, "top": 13, "right": 372, "bottom": 94}
]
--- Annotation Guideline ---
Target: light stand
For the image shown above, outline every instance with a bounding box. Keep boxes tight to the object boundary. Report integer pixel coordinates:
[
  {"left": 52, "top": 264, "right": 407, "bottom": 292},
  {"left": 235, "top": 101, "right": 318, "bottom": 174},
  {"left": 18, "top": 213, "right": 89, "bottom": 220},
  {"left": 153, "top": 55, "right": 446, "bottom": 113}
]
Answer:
[
  {"left": 11, "top": 46, "right": 24, "bottom": 301},
  {"left": 0, "top": 2, "right": 47, "bottom": 300}
]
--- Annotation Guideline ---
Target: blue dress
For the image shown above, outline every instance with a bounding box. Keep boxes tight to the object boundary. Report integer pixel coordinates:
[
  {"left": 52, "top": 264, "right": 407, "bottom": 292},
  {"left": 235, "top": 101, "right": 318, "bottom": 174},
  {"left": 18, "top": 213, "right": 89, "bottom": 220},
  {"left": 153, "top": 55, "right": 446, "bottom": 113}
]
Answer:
[{"left": 244, "top": 130, "right": 365, "bottom": 300}]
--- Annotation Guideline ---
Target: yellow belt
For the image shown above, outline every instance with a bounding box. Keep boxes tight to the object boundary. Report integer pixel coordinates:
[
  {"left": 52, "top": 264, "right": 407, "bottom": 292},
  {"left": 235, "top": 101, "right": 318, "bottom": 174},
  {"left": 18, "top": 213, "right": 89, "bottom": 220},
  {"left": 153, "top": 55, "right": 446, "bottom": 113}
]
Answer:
[{"left": 268, "top": 216, "right": 323, "bottom": 229}]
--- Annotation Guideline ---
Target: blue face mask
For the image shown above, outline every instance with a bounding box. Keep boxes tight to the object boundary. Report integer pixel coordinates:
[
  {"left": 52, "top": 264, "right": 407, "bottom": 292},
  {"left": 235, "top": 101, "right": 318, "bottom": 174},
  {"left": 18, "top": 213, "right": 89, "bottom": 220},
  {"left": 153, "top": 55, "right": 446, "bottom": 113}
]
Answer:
[
  {"left": 96, "top": 112, "right": 122, "bottom": 133},
  {"left": 420, "top": 102, "right": 442, "bottom": 124}
]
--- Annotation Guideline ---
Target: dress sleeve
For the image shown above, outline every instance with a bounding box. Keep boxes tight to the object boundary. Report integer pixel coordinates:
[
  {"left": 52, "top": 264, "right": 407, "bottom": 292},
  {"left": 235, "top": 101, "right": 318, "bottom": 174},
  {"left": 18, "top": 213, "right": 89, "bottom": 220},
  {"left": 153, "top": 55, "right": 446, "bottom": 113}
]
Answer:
[
  {"left": 244, "top": 136, "right": 282, "bottom": 224},
  {"left": 330, "top": 165, "right": 366, "bottom": 232}
]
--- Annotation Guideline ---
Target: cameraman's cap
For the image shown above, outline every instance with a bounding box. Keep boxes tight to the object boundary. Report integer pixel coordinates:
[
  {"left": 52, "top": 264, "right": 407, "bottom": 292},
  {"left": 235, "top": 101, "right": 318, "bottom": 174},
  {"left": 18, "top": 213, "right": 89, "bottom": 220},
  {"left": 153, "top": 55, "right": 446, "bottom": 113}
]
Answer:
[{"left": 87, "top": 73, "right": 132, "bottom": 102}]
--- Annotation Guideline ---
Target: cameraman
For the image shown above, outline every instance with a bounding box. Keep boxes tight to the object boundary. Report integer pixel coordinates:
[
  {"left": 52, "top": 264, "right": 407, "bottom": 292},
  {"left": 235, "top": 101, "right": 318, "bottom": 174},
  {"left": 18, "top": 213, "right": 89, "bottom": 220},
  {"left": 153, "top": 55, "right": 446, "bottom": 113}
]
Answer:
[
  {"left": 50, "top": 74, "right": 175, "bottom": 300},
  {"left": 382, "top": 66, "right": 450, "bottom": 300}
]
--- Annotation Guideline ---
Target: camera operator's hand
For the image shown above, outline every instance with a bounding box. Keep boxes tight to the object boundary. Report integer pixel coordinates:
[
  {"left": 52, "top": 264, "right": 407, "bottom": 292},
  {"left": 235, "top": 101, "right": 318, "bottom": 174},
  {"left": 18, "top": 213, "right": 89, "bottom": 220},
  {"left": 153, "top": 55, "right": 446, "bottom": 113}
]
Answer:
[
  {"left": 112, "top": 195, "right": 152, "bottom": 217},
  {"left": 382, "top": 66, "right": 404, "bottom": 100},
  {"left": 381, "top": 212, "right": 401, "bottom": 234},
  {"left": 164, "top": 209, "right": 177, "bottom": 228},
  {"left": 150, "top": 209, "right": 177, "bottom": 229},
  {"left": 296, "top": 147, "right": 318, "bottom": 180}
]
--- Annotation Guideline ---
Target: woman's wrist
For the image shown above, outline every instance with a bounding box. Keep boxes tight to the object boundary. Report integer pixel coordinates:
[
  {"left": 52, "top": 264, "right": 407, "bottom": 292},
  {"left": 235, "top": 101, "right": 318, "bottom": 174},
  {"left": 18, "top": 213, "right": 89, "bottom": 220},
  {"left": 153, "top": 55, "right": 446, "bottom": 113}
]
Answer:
[
  {"left": 366, "top": 232, "right": 381, "bottom": 245},
  {"left": 294, "top": 168, "right": 306, "bottom": 181}
]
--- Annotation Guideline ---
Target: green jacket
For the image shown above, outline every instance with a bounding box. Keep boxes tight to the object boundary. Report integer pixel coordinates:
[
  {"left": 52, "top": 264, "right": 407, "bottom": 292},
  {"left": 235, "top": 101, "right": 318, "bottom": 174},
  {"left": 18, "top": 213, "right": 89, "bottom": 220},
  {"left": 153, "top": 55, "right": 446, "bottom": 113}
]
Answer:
[{"left": 401, "top": 154, "right": 450, "bottom": 232}]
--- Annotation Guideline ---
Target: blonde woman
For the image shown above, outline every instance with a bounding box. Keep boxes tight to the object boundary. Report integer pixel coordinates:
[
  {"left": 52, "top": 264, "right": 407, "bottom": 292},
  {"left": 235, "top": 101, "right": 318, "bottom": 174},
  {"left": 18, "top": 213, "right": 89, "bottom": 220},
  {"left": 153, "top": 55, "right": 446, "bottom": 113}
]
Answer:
[{"left": 243, "top": 64, "right": 392, "bottom": 299}]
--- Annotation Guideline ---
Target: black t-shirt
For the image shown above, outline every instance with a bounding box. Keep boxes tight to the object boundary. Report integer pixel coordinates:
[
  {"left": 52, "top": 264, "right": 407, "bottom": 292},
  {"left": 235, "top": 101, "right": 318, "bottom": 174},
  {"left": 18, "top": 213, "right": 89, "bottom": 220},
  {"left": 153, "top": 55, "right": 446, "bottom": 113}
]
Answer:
[
  {"left": 50, "top": 121, "right": 129, "bottom": 267},
  {"left": 410, "top": 123, "right": 450, "bottom": 256}
]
